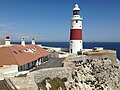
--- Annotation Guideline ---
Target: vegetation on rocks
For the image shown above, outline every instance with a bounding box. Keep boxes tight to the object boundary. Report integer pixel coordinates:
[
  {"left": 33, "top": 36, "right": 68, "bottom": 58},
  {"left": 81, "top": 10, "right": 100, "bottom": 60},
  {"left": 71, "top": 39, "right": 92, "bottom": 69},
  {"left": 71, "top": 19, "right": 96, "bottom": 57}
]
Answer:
[{"left": 37, "top": 77, "right": 67, "bottom": 90}]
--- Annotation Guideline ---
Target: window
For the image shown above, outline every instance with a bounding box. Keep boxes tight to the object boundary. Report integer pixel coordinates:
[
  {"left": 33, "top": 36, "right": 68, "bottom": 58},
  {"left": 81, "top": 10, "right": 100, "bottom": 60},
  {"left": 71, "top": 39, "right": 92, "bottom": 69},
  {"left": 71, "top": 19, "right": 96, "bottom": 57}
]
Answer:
[
  {"left": 73, "top": 10, "right": 80, "bottom": 15},
  {"left": 76, "top": 20, "right": 78, "bottom": 23},
  {"left": 19, "top": 50, "right": 22, "bottom": 53},
  {"left": 71, "top": 49, "right": 72, "bottom": 53},
  {"left": 13, "top": 51, "right": 18, "bottom": 54},
  {"left": 104, "top": 58, "right": 108, "bottom": 60},
  {"left": 19, "top": 66, "right": 22, "bottom": 71},
  {"left": 28, "top": 63, "right": 30, "bottom": 67}
]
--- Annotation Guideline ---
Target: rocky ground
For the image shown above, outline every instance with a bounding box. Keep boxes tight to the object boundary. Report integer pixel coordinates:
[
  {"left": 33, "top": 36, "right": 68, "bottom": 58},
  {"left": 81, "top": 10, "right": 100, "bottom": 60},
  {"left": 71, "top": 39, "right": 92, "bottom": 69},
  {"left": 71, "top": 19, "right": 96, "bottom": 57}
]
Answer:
[
  {"left": 36, "top": 56, "right": 120, "bottom": 90},
  {"left": 65, "top": 58, "right": 120, "bottom": 90}
]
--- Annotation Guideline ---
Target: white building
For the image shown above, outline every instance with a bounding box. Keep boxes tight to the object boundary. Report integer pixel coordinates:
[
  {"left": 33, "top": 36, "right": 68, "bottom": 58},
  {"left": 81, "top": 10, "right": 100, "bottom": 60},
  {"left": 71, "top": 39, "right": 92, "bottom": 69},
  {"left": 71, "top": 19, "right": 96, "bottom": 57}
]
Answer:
[{"left": 0, "top": 36, "right": 50, "bottom": 74}]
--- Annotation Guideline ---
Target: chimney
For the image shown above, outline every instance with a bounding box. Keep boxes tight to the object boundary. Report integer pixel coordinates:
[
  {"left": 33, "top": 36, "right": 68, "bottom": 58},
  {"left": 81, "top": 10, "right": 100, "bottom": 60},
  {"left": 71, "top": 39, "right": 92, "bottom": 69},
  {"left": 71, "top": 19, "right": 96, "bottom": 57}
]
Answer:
[
  {"left": 21, "top": 38, "right": 25, "bottom": 46},
  {"left": 5, "top": 36, "right": 11, "bottom": 46},
  {"left": 31, "top": 38, "right": 35, "bottom": 45}
]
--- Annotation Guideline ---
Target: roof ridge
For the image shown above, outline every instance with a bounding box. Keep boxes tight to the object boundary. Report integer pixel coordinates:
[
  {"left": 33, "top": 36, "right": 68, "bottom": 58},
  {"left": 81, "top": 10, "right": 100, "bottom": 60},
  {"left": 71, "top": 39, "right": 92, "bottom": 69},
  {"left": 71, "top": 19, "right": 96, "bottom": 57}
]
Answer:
[
  {"left": 8, "top": 46, "right": 20, "bottom": 65},
  {"left": 25, "top": 45, "right": 42, "bottom": 60},
  {"left": 35, "top": 45, "right": 44, "bottom": 56}
]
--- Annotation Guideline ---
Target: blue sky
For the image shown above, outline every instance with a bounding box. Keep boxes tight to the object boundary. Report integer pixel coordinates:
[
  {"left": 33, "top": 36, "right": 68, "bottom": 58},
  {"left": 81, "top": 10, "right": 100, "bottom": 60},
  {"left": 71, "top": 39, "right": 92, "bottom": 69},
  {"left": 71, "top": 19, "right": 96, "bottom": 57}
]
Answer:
[{"left": 0, "top": 0, "right": 120, "bottom": 42}]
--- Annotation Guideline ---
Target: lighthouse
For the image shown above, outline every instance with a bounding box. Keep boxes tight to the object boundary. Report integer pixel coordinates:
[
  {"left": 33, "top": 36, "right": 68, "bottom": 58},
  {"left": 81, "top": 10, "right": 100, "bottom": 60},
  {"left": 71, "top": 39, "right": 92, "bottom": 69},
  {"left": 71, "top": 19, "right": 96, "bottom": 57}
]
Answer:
[{"left": 70, "top": 4, "right": 83, "bottom": 54}]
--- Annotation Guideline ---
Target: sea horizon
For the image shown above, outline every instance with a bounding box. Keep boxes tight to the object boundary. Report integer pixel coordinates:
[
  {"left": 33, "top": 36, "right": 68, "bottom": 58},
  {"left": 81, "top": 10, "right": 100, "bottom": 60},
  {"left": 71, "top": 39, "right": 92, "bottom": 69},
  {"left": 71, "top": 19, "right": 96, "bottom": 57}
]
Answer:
[
  {"left": 11, "top": 41, "right": 120, "bottom": 43},
  {"left": 11, "top": 42, "right": 120, "bottom": 59}
]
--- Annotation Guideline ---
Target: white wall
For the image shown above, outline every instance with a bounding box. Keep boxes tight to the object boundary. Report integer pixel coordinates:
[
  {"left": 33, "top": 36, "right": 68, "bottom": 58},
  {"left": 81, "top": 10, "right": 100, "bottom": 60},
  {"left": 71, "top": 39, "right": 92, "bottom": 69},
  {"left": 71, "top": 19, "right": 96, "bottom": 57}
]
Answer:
[
  {"left": 18, "top": 56, "right": 49, "bottom": 71},
  {"left": 70, "top": 40, "right": 83, "bottom": 54},
  {"left": 0, "top": 65, "right": 18, "bottom": 74}
]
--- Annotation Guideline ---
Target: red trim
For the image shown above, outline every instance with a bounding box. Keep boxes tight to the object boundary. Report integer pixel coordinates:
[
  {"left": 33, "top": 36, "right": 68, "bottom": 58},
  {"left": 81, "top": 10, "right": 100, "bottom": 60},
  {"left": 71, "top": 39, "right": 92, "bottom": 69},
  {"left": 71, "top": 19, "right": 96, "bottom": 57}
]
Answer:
[{"left": 70, "top": 29, "right": 82, "bottom": 40}]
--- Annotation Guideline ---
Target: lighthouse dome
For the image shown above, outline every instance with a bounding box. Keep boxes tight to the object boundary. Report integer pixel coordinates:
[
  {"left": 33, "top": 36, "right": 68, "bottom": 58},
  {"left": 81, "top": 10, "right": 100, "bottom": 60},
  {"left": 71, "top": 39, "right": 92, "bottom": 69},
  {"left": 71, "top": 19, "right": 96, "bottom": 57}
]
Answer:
[{"left": 73, "top": 4, "right": 80, "bottom": 10}]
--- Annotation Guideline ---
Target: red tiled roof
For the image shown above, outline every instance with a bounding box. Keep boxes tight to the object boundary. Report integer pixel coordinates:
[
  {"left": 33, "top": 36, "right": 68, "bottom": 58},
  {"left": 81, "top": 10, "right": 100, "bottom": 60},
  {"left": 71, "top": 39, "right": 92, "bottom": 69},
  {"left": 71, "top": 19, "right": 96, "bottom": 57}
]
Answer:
[{"left": 0, "top": 45, "right": 50, "bottom": 66}]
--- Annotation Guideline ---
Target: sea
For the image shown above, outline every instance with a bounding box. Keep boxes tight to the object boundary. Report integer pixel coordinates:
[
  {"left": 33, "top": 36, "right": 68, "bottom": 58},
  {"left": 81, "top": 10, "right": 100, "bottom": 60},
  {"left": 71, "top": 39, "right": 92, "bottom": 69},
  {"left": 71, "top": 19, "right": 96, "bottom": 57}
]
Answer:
[{"left": 12, "top": 42, "right": 120, "bottom": 60}]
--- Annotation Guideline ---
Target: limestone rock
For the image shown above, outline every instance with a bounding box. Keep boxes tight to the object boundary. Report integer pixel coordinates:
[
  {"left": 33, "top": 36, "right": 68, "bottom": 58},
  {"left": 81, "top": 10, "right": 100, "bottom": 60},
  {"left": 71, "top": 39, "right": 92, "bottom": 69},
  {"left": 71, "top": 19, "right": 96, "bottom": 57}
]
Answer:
[{"left": 65, "top": 56, "right": 120, "bottom": 90}]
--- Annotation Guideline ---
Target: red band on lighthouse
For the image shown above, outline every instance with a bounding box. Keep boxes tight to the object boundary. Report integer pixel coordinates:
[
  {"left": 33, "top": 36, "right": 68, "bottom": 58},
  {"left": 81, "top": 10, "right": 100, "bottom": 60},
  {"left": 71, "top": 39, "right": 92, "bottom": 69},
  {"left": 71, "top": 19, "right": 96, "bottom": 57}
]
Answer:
[{"left": 70, "top": 29, "right": 82, "bottom": 40}]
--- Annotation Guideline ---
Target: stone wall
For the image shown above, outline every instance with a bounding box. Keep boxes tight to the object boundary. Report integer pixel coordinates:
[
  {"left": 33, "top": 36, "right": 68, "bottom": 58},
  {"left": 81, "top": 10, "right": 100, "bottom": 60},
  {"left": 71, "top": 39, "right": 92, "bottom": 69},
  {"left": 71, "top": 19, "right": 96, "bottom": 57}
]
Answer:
[
  {"left": 28, "top": 67, "right": 72, "bottom": 84},
  {"left": 87, "top": 52, "right": 117, "bottom": 63},
  {"left": 84, "top": 49, "right": 117, "bottom": 64},
  {"left": 48, "top": 52, "right": 59, "bottom": 58},
  {"left": 4, "top": 77, "right": 38, "bottom": 90}
]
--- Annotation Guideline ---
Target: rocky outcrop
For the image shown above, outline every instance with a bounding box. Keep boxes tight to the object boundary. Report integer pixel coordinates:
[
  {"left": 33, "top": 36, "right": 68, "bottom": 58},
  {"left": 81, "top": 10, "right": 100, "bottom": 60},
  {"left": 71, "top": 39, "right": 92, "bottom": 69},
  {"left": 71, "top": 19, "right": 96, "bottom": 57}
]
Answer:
[
  {"left": 65, "top": 57, "right": 120, "bottom": 90},
  {"left": 28, "top": 55, "right": 120, "bottom": 90}
]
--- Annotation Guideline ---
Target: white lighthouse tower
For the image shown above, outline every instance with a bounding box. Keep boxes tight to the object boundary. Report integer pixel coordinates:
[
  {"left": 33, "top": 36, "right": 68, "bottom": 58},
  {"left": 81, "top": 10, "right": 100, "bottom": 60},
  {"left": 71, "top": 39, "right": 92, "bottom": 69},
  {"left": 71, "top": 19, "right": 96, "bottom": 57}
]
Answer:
[{"left": 69, "top": 4, "right": 83, "bottom": 54}]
